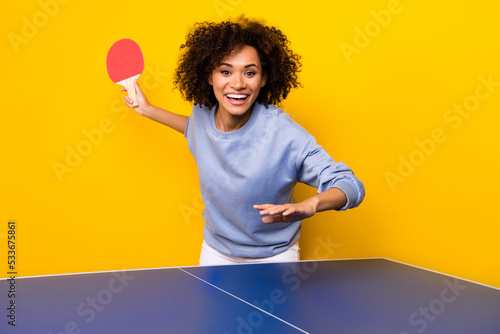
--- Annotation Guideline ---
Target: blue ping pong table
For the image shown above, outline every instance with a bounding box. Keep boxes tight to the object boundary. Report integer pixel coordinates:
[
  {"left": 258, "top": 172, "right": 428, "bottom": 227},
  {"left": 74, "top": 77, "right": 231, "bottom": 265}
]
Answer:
[{"left": 2, "top": 258, "right": 500, "bottom": 334}]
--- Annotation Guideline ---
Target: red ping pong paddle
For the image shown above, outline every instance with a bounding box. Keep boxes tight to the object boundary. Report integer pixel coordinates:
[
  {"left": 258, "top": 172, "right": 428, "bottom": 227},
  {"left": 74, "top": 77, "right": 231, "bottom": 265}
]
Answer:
[{"left": 106, "top": 39, "right": 144, "bottom": 107}]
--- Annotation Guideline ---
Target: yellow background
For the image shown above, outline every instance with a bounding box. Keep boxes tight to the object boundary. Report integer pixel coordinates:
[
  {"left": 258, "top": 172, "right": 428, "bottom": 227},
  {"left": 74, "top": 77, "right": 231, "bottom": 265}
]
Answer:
[{"left": 2, "top": 0, "right": 499, "bottom": 288}]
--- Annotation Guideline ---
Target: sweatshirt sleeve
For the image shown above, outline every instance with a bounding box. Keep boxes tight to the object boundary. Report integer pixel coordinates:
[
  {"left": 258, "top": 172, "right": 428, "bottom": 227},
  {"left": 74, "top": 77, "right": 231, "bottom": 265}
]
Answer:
[{"left": 296, "top": 136, "right": 365, "bottom": 211}]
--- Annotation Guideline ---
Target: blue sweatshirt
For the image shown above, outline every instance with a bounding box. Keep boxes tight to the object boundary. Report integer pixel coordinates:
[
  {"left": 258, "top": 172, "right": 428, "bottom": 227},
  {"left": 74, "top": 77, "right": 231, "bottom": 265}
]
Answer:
[{"left": 184, "top": 102, "right": 365, "bottom": 258}]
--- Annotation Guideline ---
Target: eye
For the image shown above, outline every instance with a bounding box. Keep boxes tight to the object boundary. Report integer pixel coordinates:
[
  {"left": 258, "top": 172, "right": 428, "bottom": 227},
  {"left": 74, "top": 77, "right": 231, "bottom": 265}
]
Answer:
[
  {"left": 245, "top": 71, "right": 256, "bottom": 77},
  {"left": 220, "top": 70, "right": 231, "bottom": 75}
]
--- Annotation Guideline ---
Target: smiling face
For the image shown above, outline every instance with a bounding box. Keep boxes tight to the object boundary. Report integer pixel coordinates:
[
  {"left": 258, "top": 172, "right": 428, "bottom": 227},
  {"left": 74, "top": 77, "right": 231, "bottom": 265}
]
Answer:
[{"left": 209, "top": 45, "right": 267, "bottom": 121}]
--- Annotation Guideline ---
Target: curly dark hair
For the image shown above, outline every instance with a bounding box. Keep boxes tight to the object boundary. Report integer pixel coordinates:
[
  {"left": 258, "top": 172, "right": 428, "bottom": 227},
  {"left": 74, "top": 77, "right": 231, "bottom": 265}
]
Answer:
[{"left": 173, "top": 15, "right": 302, "bottom": 108}]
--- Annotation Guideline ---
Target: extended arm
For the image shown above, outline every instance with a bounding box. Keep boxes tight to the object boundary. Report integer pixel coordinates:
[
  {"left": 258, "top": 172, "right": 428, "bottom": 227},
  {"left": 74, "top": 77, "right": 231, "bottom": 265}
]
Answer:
[
  {"left": 254, "top": 133, "right": 364, "bottom": 224},
  {"left": 122, "top": 80, "right": 188, "bottom": 134},
  {"left": 254, "top": 187, "right": 347, "bottom": 224}
]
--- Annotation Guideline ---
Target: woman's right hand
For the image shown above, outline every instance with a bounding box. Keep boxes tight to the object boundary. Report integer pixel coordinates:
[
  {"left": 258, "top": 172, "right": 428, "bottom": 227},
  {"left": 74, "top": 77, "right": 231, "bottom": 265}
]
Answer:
[
  {"left": 120, "top": 80, "right": 188, "bottom": 134},
  {"left": 121, "top": 79, "right": 151, "bottom": 116}
]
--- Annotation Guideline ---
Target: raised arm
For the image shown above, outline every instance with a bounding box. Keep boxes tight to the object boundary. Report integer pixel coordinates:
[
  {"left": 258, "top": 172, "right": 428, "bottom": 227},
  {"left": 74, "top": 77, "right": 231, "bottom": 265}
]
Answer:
[{"left": 122, "top": 80, "right": 188, "bottom": 134}]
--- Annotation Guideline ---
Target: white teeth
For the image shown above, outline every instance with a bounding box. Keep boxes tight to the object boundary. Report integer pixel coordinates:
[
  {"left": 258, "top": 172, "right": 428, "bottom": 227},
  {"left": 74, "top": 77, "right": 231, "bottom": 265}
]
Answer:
[{"left": 226, "top": 94, "right": 248, "bottom": 99}]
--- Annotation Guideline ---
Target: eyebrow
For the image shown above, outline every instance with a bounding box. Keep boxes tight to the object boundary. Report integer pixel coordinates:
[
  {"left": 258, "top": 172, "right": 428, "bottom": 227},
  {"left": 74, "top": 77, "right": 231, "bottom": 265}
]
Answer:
[{"left": 219, "top": 62, "right": 259, "bottom": 69}]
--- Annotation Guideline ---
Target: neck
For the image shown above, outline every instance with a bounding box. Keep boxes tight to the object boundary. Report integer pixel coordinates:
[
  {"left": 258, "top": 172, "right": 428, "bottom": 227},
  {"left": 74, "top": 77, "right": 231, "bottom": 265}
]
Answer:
[{"left": 215, "top": 105, "right": 254, "bottom": 132}]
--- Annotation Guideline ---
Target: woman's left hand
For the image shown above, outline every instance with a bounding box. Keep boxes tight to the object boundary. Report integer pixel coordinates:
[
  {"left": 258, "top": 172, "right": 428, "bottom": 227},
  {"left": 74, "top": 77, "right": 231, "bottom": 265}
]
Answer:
[{"left": 253, "top": 199, "right": 318, "bottom": 224}]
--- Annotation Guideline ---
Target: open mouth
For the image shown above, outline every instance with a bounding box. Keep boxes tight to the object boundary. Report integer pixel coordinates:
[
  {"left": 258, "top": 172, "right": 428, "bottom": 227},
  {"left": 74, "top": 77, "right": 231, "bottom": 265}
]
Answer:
[{"left": 225, "top": 93, "right": 249, "bottom": 105}]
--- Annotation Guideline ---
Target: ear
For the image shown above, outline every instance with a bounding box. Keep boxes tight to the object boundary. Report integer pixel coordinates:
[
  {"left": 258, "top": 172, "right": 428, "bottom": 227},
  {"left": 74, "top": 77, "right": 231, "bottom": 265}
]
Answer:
[
  {"left": 208, "top": 74, "right": 213, "bottom": 86},
  {"left": 261, "top": 73, "right": 267, "bottom": 87}
]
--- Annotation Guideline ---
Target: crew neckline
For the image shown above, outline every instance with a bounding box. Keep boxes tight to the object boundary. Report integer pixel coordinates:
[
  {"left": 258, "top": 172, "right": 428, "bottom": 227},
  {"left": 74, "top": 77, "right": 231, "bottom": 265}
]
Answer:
[{"left": 210, "top": 102, "right": 260, "bottom": 138}]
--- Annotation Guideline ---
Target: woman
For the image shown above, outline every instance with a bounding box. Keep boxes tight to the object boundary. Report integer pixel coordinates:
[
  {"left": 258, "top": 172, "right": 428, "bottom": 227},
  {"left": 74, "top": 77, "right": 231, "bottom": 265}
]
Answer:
[{"left": 122, "top": 16, "right": 365, "bottom": 265}]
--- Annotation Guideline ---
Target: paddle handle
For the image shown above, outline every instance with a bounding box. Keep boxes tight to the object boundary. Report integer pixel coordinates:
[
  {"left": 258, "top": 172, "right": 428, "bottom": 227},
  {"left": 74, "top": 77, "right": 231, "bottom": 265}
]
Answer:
[{"left": 124, "top": 77, "right": 138, "bottom": 107}]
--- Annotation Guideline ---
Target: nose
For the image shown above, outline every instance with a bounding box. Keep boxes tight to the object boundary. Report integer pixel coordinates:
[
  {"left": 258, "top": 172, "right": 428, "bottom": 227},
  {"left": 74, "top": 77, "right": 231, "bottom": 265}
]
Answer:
[{"left": 230, "top": 74, "right": 246, "bottom": 90}]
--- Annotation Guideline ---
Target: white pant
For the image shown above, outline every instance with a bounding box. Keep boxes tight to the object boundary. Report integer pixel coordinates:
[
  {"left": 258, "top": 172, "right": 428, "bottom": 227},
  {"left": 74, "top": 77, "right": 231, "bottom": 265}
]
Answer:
[{"left": 199, "top": 240, "right": 300, "bottom": 266}]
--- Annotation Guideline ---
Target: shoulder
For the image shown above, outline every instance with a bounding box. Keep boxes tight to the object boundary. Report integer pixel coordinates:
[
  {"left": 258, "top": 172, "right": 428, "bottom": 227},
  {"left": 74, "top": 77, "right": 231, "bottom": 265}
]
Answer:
[
  {"left": 188, "top": 103, "right": 214, "bottom": 127},
  {"left": 185, "top": 103, "right": 214, "bottom": 137},
  {"left": 256, "top": 103, "right": 311, "bottom": 138},
  {"left": 191, "top": 103, "right": 214, "bottom": 117}
]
